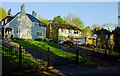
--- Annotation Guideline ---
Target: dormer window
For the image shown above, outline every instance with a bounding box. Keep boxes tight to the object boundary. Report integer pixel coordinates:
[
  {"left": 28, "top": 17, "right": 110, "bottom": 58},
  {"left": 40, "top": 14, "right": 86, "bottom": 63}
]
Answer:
[
  {"left": 5, "top": 18, "right": 7, "bottom": 24},
  {"left": 2, "top": 21, "right": 4, "bottom": 25}
]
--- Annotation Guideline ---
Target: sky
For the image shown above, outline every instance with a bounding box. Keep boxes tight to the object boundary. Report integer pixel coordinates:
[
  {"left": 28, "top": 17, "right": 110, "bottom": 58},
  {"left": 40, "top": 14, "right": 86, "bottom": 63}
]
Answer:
[{"left": 1, "top": 2, "right": 118, "bottom": 29}]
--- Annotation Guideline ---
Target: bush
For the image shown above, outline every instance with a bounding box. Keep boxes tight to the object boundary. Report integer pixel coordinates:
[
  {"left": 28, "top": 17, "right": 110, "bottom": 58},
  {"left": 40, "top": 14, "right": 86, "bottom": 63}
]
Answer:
[
  {"left": 87, "top": 44, "right": 95, "bottom": 48},
  {"left": 44, "top": 38, "right": 49, "bottom": 41},
  {"left": 34, "top": 38, "right": 43, "bottom": 41}
]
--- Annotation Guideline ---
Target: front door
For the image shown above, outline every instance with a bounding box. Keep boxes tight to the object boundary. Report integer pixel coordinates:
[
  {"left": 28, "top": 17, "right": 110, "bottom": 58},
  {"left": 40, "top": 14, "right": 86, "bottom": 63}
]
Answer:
[{"left": 5, "top": 28, "right": 13, "bottom": 38}]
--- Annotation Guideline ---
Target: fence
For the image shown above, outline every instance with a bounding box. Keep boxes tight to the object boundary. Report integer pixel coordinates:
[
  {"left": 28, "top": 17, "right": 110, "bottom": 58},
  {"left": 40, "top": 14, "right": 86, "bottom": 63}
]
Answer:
[
  {"left": 47, "top": 46, "right": 76, "bottom": 66},
  {"left": 2, "top": 42, "right": 48, "bottom": 75},
  {"left": 74, "top": 45, "right": 120, "bottom": 64},
  {"left": 2, "top": 42, "right": 22, "bottom": 75}
]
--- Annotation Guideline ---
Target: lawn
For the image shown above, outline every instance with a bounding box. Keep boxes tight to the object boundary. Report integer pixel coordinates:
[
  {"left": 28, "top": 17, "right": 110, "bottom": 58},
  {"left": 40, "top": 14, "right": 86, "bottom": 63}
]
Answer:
[
  {"left": 2, "top": 46, "right": 46, "bottom": 68},
  {"left": 13, "top": 39, "right": 112, "bottom": 67},
  {"left": 14, "top": 39, "right": 79, "bottom": 59}
]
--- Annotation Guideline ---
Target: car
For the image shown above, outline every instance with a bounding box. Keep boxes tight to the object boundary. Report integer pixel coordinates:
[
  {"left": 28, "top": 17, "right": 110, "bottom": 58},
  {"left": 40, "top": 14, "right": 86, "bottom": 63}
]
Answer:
[
  {"left": 75, "top": 41, "right": 83, "bottom": 45},
  {"left": 63, "top": 41, "right": 74, "bottom": 45}
]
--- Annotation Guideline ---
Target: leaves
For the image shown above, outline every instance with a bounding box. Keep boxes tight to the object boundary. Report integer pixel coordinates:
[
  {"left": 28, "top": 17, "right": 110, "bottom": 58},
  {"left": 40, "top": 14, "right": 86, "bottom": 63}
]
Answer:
[
  {"left": 53, "top": 16, "right": 65, "bottom": 24},
  {"left": 0, "top": 7, "right": 8, "bottom": 21},
  {"left": 82, "top": 26, "right": 92, "bottom": 36},
  {"left": 64, "top": 13, "right": 83, "bottom": 30},
  {"left": 37, "top": 15, "right": 49, "bottom": 25}
]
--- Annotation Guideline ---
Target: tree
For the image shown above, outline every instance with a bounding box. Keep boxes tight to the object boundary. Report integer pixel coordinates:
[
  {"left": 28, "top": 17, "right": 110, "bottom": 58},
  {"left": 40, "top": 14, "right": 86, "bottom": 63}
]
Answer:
[
  {"left": 37, "top": 15, "right": 49, "bottom": 25},
  {"left": 102, "top": 23, "right": 118, "bottom": 32},
  {"left": 0, "top": 7, "right": 8, "bottom": 21},
  {"left": 53, "top": 16, "right": 65, "bottom": 24},
  {"left": 91, "top": 24, "right": 101, "bottom": 30},
  {"left": 82, "top": 26, "right": 92, "bottom": 36},
  {"left": 113, "top": 27, "right": 120, "bottom": 51},
  {"left": 64, "top": 13, "right": 83, "bottom": 30}
]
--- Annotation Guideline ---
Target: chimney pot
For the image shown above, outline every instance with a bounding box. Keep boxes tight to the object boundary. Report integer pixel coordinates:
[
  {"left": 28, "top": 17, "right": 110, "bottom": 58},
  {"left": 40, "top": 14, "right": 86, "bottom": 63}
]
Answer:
[
  {"left": 8, "top": 9, "right": 12, "bottom": 16},
  {"left": 32, "top": 11, "right": 37, "bottom": 17},
  {"left": 33, "top": 11, "right": 35, "bottom": 13},
  {"left": 21, "top": 4, "right": 25, "bottom": 13}
]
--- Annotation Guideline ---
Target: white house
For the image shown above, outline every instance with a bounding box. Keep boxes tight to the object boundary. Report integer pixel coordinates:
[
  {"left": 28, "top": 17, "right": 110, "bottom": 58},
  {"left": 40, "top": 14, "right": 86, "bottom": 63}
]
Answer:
[{"left": 1, "top": 4, "right": 47, "bottom": 40}]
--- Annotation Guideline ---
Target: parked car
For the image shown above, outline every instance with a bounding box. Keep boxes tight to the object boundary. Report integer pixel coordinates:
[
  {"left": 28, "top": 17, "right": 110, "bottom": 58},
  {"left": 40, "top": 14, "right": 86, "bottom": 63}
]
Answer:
[
  {"left": 75, "top": 41, "right": 83, "bottom": 45},
  {"left": 63, "top": 41, "right": 74, "bottom": 45}
]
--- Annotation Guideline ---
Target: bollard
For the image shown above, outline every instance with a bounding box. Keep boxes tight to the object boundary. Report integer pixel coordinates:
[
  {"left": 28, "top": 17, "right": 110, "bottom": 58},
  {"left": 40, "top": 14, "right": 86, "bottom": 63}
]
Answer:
[
  {"left": 19, "top": 45, "right": 22, "bottom": 73},
  {"left": 75, "top": 49, "right": 79, "bottom": 64},
  {"left": 105, "top": 49, "right": 107, "bottom": 60}
]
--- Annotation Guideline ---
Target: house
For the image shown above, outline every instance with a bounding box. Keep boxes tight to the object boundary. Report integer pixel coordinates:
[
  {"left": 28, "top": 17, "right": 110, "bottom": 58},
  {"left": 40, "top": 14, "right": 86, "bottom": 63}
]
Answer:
[
  {"left": 46, "top": 20, "right": 82, "bottom": 44},
  {"left": 0, "top": 4, "right": 47, "bottom": 40},
  {"left": 93, "top": 28, "right": 114, "bottom": 48}
]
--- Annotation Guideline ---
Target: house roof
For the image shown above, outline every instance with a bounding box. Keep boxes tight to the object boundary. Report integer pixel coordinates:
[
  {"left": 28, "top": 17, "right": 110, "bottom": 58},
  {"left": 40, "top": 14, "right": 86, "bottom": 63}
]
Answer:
[
  {"left": 26, "top": 14, "right": 46, "bottom": 27},
  {"left": 2, "top": 12, "right": 47, "bottom": 27},
  {"left": 1, "top": 16, "right": 14, "bottom": 27},
  {"left": 51, "top": 23, "right": 82, "bottom": 31},
  {"left": 93, "top": 29, "right": 111, "bottom": 35}
]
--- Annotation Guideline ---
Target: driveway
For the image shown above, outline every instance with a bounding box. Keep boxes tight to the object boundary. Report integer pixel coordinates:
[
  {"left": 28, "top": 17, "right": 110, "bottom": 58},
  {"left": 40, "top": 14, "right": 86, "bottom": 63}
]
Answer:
[{"left": 54, "top": 64, "right": 120, "bottom": 75}]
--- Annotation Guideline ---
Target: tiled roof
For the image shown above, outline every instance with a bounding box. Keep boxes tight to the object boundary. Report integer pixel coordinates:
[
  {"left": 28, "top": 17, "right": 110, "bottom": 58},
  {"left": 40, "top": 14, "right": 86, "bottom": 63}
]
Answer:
[{"left": 52, "top": 23, "right": 82, "bottom": 31}]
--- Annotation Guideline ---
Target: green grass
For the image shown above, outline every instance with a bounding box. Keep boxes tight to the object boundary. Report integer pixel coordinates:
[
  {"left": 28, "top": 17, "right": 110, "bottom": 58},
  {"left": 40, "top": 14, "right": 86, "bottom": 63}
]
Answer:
[
  {"left": 96, "top": 48, "right": 119, "bottom": 55},
  {"left": 2, "top": 46, "right": 46, "bottom": 68},
  {"left": 13, "top": 39, "right": 114, "bottom": 67},
  {"left": 14, "top": 39, "right": 78, "bottom": 59}
]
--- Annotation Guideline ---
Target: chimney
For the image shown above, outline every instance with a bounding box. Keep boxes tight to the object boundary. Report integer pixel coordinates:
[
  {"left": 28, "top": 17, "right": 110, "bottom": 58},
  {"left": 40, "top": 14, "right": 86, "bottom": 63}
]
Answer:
[
  {"left": 8, "top": 9, "right": 11, "bottom": 16},
  {"left": 32, "top": 11, "right": 37, "bottom": 17},
  {"left": 21, "top": 4, "right": 25, "bottom": 13}
]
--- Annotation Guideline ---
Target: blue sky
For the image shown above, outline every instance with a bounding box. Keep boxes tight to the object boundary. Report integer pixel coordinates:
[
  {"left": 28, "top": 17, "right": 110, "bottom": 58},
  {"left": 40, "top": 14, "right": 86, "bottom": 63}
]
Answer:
[{"left": 1, "top": 2, "right": 118, "bottom": 28}]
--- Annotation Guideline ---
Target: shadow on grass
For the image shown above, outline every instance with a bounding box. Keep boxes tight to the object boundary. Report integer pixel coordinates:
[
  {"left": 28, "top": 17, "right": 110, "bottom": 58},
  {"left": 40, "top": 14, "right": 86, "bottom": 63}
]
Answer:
[{"left": 14, "top": 40, "right": 77, "bottom": 65}]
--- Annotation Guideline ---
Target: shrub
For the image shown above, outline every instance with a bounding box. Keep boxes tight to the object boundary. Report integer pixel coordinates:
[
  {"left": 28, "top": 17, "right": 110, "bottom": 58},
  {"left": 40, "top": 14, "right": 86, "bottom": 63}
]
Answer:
[
  {"left": 44, "top": 38, "right": 49, "bottom": 41},
  {"left": 34, "top": 38, "right": 43, "bottom": 41}
]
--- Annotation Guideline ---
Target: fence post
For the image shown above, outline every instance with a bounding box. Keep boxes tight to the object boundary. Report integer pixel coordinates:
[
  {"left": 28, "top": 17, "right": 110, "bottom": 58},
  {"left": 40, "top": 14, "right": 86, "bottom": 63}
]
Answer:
[
  {"left": 19, "top": 45, "right": 22, "bottom": 73},
  {"left": 105, "top": 49, "right": 107, "bottom": 60},
  {"left": 92, "top": 49, "right": 94, "bottom": 62},
  {"left": 47, "top": 47, "right": 50, "bottom": 68},
  {"left": 75, "top": 49, "right": 79, "bottom": 64}
]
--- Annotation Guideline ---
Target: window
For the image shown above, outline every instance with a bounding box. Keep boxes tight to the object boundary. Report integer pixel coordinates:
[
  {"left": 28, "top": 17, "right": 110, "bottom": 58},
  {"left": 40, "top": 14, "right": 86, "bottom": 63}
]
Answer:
[
  {"left": 110, "top": 35, "right": 114, "bottom": 39},
  {"left": 33, "top": 22, "right": 39, "bottom": 27},
  {"left": 106, "top": 35, "right": 108, "bottom": 39},
  {"left": 2, "top": 21, "right": 4, "bottom": 25},
  {"left": 36, "top": 32, "right": 42, "bottom": 37},
  {"left": 69, "top": 30, "right": 71, "bottom": 33},
  {"left": 74, "top": 30, "right": 78, "bottom": 34},
  {"left": 5, "top": 18, "right": 7, "bottom": 24},
  {"left": 17, "top": 29, "right": 19, "bottom": 34},
  {"left": 61, "top": 29, "right": 64, "bottom": 32}
]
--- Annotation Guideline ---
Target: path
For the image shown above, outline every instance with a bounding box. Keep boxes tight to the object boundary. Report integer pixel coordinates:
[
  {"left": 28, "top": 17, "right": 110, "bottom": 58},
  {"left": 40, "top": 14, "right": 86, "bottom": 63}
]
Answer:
[{"left": 54, "top": 64, "right": 120, "bottom": 75}]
